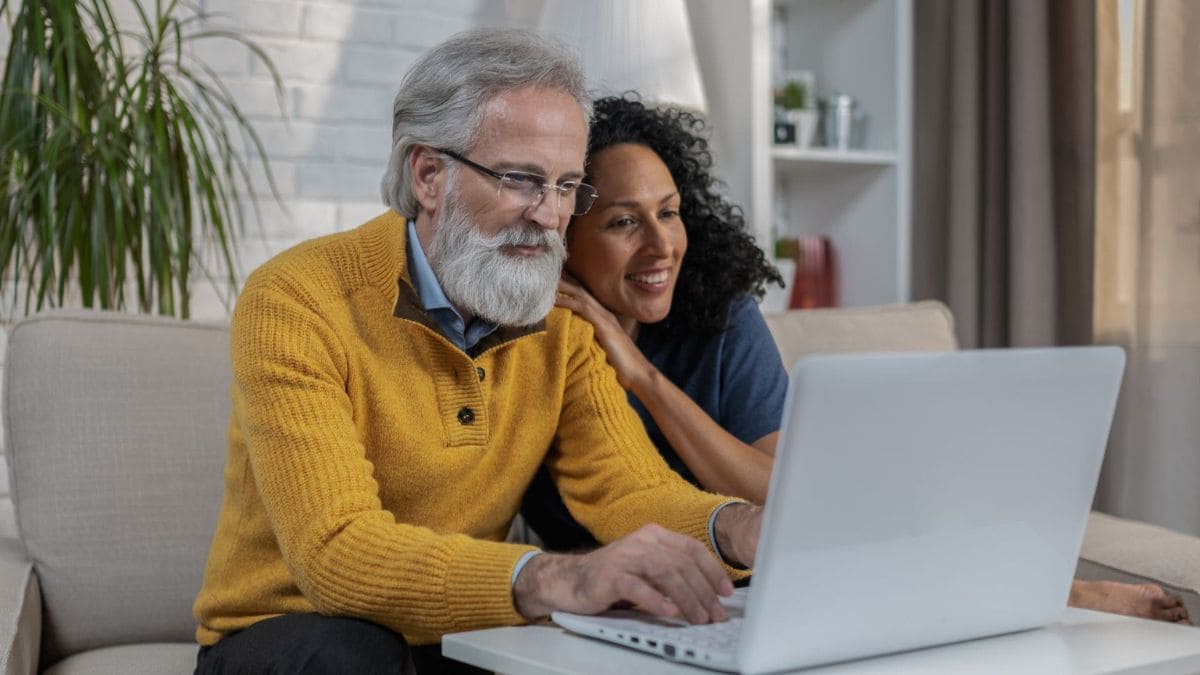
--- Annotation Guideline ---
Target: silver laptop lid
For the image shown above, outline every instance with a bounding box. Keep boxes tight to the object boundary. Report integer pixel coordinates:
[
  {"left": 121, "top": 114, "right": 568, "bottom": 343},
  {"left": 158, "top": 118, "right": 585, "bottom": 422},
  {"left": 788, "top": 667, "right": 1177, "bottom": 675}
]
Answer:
[{"left": 740, "top": 347, "right": 1124, "bottom": 674}]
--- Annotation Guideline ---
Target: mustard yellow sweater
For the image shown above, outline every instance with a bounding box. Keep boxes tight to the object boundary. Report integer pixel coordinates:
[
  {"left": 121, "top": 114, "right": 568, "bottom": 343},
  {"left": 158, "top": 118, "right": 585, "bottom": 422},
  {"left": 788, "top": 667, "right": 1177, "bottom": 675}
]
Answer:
[{"left": 193, "top": 211, "right": 735, "bottom": 646}]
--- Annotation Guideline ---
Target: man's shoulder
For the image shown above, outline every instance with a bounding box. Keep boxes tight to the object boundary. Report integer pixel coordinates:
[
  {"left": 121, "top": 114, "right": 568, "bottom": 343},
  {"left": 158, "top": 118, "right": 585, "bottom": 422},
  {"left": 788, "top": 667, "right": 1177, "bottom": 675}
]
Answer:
[
  {"left": 242, "top": 211, "right": 404, "bottom": 299},
  {"left": 544, "top": 306, "right": 598, "bottom": 345}
]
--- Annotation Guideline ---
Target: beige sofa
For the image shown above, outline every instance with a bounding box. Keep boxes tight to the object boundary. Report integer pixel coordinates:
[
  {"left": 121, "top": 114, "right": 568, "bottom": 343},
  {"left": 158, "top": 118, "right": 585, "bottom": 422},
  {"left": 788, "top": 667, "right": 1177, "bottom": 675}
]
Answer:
[{"left": 1, "top": 304, "right": 1197, "bottom": 673}]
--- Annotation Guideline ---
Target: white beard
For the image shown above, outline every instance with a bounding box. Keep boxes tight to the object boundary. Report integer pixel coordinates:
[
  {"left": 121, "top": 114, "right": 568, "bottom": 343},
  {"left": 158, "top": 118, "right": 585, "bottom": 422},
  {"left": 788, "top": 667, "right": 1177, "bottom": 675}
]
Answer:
[{"left": 427, "top": 192, "right": 567, "bottom": 327}]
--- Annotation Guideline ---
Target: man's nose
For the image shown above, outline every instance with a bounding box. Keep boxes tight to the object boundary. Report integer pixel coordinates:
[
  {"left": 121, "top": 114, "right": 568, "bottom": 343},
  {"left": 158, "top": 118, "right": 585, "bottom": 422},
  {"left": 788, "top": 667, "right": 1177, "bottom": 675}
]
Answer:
[{"left": 524, "top": 187, "right": 564, "bottom": 231}]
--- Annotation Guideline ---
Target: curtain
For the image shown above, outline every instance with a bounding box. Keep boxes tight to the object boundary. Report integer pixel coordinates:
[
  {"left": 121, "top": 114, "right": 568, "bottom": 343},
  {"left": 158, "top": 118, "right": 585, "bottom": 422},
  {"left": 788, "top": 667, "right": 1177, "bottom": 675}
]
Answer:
[
  {"left": 912, "top": 0, "right": 1095, "bottom": 349},
  {"left": 1093, "top": 0, "right": 1200, "bottom": 536}
]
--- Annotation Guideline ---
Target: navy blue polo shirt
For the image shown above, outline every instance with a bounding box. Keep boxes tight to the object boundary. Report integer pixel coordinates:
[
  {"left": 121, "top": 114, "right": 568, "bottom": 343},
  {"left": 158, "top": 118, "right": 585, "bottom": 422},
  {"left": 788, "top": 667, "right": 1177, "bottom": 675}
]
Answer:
[{"left": 521, "top": 295, "right": 789, "bottom": 551}]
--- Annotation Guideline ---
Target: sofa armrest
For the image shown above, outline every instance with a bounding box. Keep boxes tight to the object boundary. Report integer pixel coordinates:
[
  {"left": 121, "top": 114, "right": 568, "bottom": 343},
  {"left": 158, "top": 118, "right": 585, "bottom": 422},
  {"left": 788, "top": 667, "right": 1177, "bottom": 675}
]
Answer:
[
  {"left": 1077, "top": 511, "right": 1200, "bottom": 622},
  {"left": 763, "top": 301, "right": 959, "bottom": 370},
  {"left": 0, "top": 538, "right": 39, "bottom": 675}
]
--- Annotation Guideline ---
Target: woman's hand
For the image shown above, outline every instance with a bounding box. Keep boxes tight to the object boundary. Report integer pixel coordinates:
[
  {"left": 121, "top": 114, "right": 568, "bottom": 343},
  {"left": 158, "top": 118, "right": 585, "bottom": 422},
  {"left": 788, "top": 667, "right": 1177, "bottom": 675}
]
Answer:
[
  {"left": 1069, "top": 580, "right": 1191, "bottom": 624},
  {"left": 556, "top": 275, "right": 655, "bottom": 392}
]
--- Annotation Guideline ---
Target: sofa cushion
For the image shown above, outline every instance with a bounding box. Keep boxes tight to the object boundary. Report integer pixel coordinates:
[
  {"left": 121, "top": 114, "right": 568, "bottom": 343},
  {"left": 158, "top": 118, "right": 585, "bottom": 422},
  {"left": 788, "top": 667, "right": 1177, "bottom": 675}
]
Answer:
[
  {"left": 3, "top": 311, "right": 230, "bottom": 664},
  {"left": 763, "top": 300, "right": 958, "bottom": 370},
  {"left": 41, "top": 642, "right": 198, "bottom": 675}
]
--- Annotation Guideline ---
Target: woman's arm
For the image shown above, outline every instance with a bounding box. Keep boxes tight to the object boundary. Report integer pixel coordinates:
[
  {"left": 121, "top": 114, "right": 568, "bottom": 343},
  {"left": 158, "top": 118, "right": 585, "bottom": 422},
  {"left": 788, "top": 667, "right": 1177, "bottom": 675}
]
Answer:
[
  {"left": 635, "top": 372, "right": 778, "bottom": 503},
  {"left": 556, "top": 278, "right": 779, "bottom": 503}
]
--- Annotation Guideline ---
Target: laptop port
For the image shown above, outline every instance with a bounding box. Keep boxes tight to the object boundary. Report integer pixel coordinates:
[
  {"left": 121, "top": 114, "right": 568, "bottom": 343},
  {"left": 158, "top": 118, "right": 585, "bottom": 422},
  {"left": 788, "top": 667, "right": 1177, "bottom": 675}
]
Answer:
[{"left": 664, "top": 644, "right": 676, "bottom": 658}]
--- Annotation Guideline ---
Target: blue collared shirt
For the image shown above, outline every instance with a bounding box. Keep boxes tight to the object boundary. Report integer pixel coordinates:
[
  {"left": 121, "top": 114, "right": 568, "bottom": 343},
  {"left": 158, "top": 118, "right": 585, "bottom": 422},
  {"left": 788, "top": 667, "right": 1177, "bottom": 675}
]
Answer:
[{"left": 405, "top": 220, "right": 499, "bottom": 352}]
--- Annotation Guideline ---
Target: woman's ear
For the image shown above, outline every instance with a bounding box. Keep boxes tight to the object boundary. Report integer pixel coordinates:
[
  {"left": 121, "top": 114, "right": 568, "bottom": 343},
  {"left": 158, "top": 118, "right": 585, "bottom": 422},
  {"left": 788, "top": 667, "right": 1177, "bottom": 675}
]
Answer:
[{"left": 410, "top": 145, "right": 444, "bottom": 214}]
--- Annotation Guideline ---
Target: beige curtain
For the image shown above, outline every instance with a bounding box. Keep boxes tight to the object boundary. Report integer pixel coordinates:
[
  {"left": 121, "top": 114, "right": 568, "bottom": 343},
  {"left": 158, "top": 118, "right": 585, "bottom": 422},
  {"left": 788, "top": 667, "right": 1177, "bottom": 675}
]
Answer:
[
  {"left": 1093, "top": 0, "right": 1200, "bottom": 536},
  {"left": 912, "top": 0, "right": 1095, "bottom": 349}
]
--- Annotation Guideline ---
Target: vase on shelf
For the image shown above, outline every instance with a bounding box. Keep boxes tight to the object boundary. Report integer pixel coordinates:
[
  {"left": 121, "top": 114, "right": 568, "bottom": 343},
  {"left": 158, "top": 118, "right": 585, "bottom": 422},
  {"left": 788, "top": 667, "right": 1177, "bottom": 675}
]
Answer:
[
  {"left": 784, "top": 109, "right": 818, "bottom": 148},
  {"left": 818, "top": 95, "right": 866, "bottom": 151}
]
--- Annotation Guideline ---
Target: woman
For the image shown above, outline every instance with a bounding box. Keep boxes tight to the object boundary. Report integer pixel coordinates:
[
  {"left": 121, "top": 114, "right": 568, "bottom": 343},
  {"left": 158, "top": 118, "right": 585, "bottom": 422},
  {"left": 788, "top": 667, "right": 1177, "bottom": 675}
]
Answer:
[
  {"left": 520, "top": 95, "right": 1189, "bottom": 625},
  {"left": 519, "top": 96, "right": 786, "bottom": 553}
]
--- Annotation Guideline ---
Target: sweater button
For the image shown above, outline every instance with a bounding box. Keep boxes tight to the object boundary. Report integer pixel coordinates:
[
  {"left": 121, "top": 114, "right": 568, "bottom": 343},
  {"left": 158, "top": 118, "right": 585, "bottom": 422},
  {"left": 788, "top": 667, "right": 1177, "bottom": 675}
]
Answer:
[
  {"left": 476, "top": 367, "right": 486, "bottom": 382},
  {"left": 457, "top": 407, "right": 475, "bottom": 425}
]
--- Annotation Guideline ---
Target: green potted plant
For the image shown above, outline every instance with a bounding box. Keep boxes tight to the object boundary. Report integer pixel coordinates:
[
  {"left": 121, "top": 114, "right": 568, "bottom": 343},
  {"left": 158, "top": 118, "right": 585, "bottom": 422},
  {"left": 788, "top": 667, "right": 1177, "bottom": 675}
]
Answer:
[
  {"left": 773, "top": 74, "right": 817, "bottom": 148},
  {"left": 776, "top": 80, "right": 808, "bottom": 111},
  {"left": 0, "top": 0, "right": 283, "bottom": 320}
]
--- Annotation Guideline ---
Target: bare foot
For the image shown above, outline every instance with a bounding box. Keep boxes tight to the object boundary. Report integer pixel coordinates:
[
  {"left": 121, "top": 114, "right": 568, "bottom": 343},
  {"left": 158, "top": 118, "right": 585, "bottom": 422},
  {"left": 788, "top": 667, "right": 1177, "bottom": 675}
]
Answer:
[{"left": 1069, "top": 580, "right": 1191, "bottom": 624}]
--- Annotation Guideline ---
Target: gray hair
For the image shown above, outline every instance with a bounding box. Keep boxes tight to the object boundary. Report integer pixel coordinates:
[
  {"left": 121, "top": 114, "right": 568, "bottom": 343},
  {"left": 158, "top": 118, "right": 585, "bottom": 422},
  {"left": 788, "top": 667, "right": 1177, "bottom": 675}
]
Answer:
[{"left": 380, "top": 28, "right": 592, "bottom": 218}]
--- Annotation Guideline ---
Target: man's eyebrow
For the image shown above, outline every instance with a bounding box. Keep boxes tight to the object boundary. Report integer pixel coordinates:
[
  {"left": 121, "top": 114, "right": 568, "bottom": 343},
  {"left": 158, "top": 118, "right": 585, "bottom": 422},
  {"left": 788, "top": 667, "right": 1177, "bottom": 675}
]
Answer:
[{"left": 492, "top": 161, "right": 585, "bottom": 181}]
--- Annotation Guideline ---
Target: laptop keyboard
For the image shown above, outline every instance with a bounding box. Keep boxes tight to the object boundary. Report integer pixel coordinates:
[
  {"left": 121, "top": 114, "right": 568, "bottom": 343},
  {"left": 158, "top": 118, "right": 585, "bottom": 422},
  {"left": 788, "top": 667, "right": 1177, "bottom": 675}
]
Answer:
[
  {"left": 636, "top": 614, "right": 744, "bottom": 653},
  {"left": 616, "top": 588, "right": 748, "bottom": 655},
  {"left": 552, "top": 588, "right": 749, "bottom": 668}
]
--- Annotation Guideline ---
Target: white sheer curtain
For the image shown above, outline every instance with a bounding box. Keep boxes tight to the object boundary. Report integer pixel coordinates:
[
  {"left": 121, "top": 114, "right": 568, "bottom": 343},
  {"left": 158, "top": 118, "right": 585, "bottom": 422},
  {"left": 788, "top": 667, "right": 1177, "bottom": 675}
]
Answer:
[
  {"left": 537, "top": 0, "right": 707, "bottom": 112},
  {"left": 1094, "top": 0, "right": 1200, "bottom": 536}
]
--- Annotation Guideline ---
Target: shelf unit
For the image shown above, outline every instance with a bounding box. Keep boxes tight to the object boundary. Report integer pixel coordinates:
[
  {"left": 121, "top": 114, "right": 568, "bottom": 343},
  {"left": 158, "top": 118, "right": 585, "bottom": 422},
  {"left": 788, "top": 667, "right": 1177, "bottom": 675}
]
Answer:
[
  {"left": 691, "top": 0, "right": 912, "bottom": 308},
  {"left": 771, "top": 147, "right": 898, "bottom": 166}
]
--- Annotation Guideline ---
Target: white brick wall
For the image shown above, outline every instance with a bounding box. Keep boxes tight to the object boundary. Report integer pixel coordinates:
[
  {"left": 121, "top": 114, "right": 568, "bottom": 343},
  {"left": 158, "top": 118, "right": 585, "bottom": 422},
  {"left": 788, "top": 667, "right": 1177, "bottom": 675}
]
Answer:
[
  {"left": 164, "top": 0, "right": 537, "bottom": 320},
  {"left": 177, "top": 0, "right": 534, "bottom": 320}
]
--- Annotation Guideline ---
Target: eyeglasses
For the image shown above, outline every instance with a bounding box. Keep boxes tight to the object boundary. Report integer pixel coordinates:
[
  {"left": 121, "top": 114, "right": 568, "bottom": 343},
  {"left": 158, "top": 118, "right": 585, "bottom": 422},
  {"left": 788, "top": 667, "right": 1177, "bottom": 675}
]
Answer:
[{"left": 436, "top": 148, "right": 598, "bottom": 216}]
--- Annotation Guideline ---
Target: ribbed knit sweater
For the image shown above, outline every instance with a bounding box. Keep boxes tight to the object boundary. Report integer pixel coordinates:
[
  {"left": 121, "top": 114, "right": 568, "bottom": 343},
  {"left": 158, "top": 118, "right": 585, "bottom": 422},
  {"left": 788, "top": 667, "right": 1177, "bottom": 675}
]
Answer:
[{"left": 193, "top": 211, "right": 735, "bottom": 646}]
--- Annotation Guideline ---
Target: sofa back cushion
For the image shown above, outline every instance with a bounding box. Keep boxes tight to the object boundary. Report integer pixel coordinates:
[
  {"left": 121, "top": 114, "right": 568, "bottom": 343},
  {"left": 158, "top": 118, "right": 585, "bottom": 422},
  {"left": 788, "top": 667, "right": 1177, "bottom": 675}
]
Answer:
[
  {"left": 3, "top": 310, "right": 230, "bottom": 663},
  {"left": 764, "top": 300, "right": 959, "bottom": 369}
]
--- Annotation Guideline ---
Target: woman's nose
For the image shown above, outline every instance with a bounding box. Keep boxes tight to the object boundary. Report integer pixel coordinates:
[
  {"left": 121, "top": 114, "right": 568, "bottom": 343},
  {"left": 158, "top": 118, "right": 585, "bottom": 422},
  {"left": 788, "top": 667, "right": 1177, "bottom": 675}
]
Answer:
[{"left": 641, "top": 220, "right": 674, "bottom": 257}]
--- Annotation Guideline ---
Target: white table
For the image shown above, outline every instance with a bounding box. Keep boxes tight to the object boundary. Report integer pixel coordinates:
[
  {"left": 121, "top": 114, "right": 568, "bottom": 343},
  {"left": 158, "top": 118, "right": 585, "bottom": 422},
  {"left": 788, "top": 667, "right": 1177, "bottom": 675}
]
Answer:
[{"left": 444, "top": 608, "right": 1200, "bottom": 674}]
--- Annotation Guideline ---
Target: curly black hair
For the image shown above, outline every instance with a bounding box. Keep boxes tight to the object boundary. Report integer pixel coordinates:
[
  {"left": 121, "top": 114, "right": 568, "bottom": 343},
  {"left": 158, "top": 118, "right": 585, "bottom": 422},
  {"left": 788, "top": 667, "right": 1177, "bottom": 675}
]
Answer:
[{"left": 580, "top": 95, "right": 783, "bottom": 335}]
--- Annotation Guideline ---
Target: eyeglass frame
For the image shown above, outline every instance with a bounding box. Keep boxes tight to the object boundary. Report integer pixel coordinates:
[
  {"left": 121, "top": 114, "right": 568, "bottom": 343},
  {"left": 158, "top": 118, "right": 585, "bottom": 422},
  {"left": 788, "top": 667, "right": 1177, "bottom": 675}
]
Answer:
[{"left": 435, "top": 148, "right": 598, "bottom": 217}]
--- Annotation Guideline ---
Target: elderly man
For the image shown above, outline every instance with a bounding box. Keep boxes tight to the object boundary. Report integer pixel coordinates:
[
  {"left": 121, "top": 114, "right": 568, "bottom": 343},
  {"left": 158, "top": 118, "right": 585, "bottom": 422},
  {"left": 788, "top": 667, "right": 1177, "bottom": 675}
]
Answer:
[{"left": 192, "top": 28, "right": 761, "bottom": 674}]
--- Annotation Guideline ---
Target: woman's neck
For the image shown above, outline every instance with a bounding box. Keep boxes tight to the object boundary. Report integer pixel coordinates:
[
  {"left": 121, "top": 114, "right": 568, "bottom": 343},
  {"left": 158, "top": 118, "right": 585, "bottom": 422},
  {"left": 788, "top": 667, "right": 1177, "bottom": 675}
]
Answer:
[{"left": 619, "top": 316, "right": 639, "bottom": 340}]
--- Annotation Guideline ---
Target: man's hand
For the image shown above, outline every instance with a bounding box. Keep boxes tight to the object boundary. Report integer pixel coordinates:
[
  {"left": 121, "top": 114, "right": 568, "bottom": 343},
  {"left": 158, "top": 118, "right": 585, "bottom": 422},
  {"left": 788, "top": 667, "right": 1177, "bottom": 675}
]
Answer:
[
  {"left": 513, "top": 524, "right": 734, "bottom": 624},
  {"left": 714, "top": 503, "right": 762, "bottom": 569}
]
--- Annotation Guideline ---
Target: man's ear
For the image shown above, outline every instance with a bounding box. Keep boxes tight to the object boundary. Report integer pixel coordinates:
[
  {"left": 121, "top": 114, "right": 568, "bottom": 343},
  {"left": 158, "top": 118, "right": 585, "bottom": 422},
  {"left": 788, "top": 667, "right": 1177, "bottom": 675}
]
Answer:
[{"left": 410, "top": 145, "right": 444, "bottom": 214}]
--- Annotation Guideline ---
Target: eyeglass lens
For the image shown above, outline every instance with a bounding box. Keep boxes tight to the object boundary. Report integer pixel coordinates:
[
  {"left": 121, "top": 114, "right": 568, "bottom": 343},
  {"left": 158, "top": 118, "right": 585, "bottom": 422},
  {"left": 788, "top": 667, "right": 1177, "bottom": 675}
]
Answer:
[{"left": 499, "top": 173, "right": 595, "bottom": 216}]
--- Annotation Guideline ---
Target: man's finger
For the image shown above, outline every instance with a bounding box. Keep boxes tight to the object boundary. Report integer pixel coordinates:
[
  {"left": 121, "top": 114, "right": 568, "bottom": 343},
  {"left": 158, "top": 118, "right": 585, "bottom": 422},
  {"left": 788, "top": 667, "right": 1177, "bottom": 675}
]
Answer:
[
  {"left": 665, "top": 535, "right": 734, "bottom": 616},
  {"left": 672, "top": 558, "right": 728, "bottom": 622},
  {"left": 666, "top": 532, "right": 735, "bottom": 598},
  {"left": 616, "top": 574, "right": 678, "bottom": 618},
  {"left": 644, "top": 567, "right": 713, "bottom": 624}
]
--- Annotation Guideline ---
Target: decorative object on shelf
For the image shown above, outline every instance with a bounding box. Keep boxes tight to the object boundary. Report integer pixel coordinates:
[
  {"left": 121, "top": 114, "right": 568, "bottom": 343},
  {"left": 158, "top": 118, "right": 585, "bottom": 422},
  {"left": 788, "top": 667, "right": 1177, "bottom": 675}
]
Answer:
[
  {"left": 819, "top": 94, "right": 862, "bottom": 151},
  {"left": 0, "top": 0, "right": 284, "bottom": 319},
  {"left": 773, "top": 119, "right": 797, "bottom": 145},
  {"left": 773, "top": 72, "right": 817, "bottom": 148},
  {"left": 776, "top": 236, "right": 837, "bottom": 309}
]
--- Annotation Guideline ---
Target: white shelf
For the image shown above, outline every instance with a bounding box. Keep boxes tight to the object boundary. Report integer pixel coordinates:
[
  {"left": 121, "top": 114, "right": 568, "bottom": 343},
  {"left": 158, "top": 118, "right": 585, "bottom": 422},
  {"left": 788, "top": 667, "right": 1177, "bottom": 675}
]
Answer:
[
  {"left": 772, "top": 147, "right": 898, "bottom": 166},
  {"left": 690, "top": 0, "right": 912, "bottom": 307},
  {"left": 759, "top": 0, "right": 912, "bottom": 307}
]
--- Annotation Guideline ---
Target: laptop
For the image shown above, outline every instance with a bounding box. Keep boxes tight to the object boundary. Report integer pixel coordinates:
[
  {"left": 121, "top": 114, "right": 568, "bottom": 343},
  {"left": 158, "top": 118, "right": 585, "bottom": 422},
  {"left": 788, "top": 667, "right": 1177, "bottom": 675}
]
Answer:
[{"left": 552, "top": 347, "right": 1125, "bottom": 673}]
